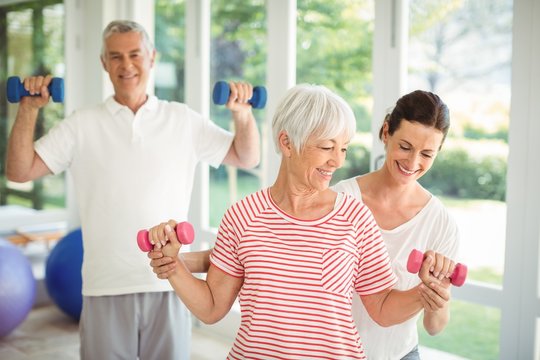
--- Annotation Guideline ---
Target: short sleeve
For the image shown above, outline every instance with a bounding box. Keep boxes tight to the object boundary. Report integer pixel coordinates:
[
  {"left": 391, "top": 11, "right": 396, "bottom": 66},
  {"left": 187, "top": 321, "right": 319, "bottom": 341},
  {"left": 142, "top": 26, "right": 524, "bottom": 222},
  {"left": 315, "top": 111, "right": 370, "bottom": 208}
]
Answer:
[
  {"left": 354, "top": 209, "right": 397, "bottom": 295},
  {"left": 189, "top": 108, "right": 234, "bottom": 168},
  {"left": 34, "top": 114, "right": 77, "bottom": 175},
  {"left": 210, "top": 208, "right": 244, "bottom": 278},
  {"left": 430, "top": 197, "right": 460, "bottom": 260}
]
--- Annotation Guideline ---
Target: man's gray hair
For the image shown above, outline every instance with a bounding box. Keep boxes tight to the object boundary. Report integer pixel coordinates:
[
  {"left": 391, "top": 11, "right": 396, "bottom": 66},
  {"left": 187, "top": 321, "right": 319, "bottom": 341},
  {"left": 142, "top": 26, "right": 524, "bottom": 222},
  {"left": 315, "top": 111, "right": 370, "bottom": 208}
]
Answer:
[
  {"left": 101, "top": 20, "right": 154, "bottom": 58},
  {"left": 272, "top": 84, "right": 356, "bottom": 154}
]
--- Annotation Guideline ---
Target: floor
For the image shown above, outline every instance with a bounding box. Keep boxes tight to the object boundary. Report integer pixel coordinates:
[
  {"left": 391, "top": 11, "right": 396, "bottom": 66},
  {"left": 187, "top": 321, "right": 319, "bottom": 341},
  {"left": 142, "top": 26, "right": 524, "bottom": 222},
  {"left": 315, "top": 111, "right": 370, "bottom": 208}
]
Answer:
[{"left": 0, "top": 304, "right": 232, "bottom": 360}]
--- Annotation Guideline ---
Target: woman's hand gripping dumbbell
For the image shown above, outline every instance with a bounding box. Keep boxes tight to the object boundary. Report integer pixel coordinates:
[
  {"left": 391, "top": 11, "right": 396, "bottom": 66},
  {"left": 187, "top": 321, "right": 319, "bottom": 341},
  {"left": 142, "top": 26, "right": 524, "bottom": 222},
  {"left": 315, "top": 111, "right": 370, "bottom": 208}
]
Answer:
[
  {"left": 407, "top": 249, "right": 468, "bottom": 287},
  {"left": 137, "top": 221, "right": 194, "bottom": 252}
]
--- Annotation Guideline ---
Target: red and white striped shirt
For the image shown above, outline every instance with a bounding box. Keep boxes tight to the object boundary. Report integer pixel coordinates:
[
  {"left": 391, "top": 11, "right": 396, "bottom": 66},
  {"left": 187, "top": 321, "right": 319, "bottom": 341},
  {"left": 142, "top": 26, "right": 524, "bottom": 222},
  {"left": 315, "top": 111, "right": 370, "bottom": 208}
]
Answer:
[{"left": 211, "top": 188, "right": 397, "bottom": 360}]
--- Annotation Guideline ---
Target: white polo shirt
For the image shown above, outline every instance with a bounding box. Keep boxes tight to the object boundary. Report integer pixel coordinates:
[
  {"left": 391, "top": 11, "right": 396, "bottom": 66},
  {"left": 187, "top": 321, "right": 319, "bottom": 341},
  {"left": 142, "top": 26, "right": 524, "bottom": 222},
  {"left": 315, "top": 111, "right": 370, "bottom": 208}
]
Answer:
[{"left": 35, "top": 96, "right": 233, "bottom": 296}]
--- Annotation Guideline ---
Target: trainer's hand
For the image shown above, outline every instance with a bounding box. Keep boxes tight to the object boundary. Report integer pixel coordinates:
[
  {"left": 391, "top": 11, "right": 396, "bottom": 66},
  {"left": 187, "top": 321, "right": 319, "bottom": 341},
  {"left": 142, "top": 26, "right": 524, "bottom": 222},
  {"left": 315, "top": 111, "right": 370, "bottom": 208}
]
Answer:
[
  {"left": 419, "top": 279, "right": 451, "bottom": 312},
  {"left": 148, "top": 250, "right": 177, "bottom": 279}
]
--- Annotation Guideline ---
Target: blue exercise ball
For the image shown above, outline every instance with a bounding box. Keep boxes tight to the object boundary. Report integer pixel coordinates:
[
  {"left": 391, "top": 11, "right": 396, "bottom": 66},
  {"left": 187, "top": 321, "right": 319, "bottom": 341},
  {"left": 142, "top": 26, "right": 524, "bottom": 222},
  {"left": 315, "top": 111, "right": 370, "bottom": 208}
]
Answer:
[
  {"left": 45, "top": 228, "right": 83, "bottom": 321},
  {"left": 0, "top": 238, "right": 36, "bottom": 338}
]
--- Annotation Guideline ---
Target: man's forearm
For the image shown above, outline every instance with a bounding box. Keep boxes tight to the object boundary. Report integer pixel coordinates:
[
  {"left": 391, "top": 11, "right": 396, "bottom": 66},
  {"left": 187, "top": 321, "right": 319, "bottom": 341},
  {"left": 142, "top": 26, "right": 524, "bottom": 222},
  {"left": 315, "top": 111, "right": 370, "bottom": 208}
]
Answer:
[
  {"left": 6, "top": 106, "right": 40, "bottom": 181},
  {"left": 231, "top": 111, "right": 260, "bottom": 168}
]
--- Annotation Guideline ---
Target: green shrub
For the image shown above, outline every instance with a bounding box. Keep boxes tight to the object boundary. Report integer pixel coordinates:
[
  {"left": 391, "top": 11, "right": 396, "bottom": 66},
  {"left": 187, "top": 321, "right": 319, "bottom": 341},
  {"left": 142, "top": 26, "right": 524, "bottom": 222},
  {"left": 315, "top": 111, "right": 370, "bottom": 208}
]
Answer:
[
  {"left": 463, "top": 122, "right": 508, "bottom": 142},
  {"left": 336, "top": 144, "right": 507, "bottom": 202},
  {"left": 419, "top": 148, "right": 506, "bottom": 201},
  {"left": 332, "top": 142, "right": 371, "bottom": 185}
]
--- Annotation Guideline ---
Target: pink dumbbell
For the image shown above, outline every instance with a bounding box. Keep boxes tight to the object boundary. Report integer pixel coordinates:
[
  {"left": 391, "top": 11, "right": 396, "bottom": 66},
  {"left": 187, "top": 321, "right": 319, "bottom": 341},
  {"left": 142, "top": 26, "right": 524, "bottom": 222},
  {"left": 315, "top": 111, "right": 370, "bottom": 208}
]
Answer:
[
  {"left": 137, "top": 221, "right": 195, "bottom": 252},
  {"left": 407, "top": 249, "right": 467, "bottom": 287}
]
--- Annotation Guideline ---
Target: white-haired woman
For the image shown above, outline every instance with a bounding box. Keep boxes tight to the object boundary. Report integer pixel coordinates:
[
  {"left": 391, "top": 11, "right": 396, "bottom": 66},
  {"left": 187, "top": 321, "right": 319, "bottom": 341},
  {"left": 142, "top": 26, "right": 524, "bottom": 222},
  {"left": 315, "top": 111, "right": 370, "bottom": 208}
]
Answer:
[{"left": 146, "top": 84, "right": 435, "bottom": 359}]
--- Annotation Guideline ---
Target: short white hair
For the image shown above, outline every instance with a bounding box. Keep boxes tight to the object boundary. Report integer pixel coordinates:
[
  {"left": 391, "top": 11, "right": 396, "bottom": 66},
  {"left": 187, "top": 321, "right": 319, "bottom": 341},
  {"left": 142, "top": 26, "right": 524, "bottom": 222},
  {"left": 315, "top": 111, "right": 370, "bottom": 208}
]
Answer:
[
  {"left": 101, "top": 20, "right": 154, "bottom": 58},
  {"left": 272, "top": 84, "right": 356, "bottom": 153}
]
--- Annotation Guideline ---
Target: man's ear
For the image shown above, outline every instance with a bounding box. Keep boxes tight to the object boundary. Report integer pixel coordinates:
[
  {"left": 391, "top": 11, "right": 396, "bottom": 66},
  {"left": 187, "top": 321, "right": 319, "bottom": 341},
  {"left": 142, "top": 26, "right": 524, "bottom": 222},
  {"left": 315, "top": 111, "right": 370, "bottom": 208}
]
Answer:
[
  {"left": 100, "top": 56, "right": 108, "bottom": 72},
  {"left": 150, "top": 49, "right": 156, "bottom": 68},
  {"left": 278, "top": 130, "right": 292, "bottom": 157}
]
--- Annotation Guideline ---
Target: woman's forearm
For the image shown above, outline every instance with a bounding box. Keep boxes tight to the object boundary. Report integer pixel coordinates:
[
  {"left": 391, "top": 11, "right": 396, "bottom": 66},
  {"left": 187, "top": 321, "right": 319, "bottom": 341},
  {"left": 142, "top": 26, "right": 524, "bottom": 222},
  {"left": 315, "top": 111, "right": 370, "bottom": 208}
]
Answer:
[
  {"left": 423, "top": 303, "right": 450, "bottom": 335},
  {"left": 180, "top": 249, "right": 212, "bottom": 273},
  {"left": 418, "top": 279, "right": 452, "bottom": 335},
  {"left": 167, "top": 258, "right": 220, "bottom": 324},
  {"left": 363, "top": 286, "right": 423, "bottom": 327},
  {"left": 167, "top": 258, "right": 241, "bottom": 325},
  {"left": 381, "top": 287, "right": 423, "bottom": 326}
]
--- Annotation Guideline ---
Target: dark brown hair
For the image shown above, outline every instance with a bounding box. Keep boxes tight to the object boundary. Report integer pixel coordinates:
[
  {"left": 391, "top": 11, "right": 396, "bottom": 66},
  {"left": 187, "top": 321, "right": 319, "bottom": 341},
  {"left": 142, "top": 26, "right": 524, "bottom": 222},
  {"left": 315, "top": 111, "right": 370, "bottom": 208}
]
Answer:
[{"left": 379, "top": 90, "right": 450, "bottom": 145}]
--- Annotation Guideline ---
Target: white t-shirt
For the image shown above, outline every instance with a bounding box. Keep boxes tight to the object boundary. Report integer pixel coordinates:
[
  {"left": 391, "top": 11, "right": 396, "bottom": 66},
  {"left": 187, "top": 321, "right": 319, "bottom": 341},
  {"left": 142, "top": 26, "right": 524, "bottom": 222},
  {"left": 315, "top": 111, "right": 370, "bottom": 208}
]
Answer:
[
  {"left": 35, "top": 96, "right": 233, "bottom": 296},
  {"left": 332, "top": 177, "right": 459, "bottom": 360},
  {"left": 210, "top": 188, "right": 397, "bottom": 359}
]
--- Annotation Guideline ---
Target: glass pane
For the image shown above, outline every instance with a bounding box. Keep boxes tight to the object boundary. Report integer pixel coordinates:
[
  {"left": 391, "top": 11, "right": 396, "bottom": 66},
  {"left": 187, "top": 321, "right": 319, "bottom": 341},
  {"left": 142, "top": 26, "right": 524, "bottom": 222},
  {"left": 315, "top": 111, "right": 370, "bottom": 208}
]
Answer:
[
  {"left": 297, "top": 0, "right": 374, "bottom": 185},
  {"left": 536, "top": 318, "right": 540, "bottom": 360},
  {"left": 419, "top": 300, "right": 500, "bottom": 359},
  {"left": 408, "top": 0, "right": 512, "bottom": 286},
  {"left": 2, "top": 2, "right": 65, "bottom": 210},
  {"left": 7, "top": 9, "right": 33, "bottom": 76},
  {"left": 209, "top": 0, "right": 266, "bottom": 228},
  {"left": 154, "top": 0, "right": 185, "bottom": 102}
]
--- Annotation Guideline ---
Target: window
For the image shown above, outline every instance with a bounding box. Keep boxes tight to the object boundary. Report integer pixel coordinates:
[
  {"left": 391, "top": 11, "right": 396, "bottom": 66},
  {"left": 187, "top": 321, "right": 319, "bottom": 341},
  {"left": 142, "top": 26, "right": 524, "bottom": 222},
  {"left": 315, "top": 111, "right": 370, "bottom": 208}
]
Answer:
[
  {"left": 408, "top": 1, "right": 513, "bottom": 358},
  {"left": 209, "top": 0, "right": 267, "bottom": 228},
  {"left": 0, "top": 0, "right": 65, "bottom": 211},
  {"left": 297, "top": 0, "right": 374, "bottom": 185},
  {"left": 154, "top": 0, "right": 185, "bottom": 103}
]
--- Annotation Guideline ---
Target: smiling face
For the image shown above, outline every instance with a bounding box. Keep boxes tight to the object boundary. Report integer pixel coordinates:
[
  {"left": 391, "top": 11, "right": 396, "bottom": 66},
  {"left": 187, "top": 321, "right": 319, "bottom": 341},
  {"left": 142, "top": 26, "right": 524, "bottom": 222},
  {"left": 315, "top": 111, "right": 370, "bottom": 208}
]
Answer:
[
  {"left": 382, "top": 120, "right": 444, "bottom": 184},
  {"left": 282, "top": 131, "right": 349, "bottom": 192},
  {"left": 101, "top": 31, "right": 155, "bottom": 106}
]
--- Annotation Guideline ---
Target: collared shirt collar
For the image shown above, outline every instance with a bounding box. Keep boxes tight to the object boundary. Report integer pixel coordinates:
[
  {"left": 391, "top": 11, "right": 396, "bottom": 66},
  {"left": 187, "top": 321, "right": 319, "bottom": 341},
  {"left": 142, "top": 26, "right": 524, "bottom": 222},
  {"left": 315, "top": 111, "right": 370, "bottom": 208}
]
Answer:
[{"left": 105, "top": 95, "right": 158, "bottom": 116}]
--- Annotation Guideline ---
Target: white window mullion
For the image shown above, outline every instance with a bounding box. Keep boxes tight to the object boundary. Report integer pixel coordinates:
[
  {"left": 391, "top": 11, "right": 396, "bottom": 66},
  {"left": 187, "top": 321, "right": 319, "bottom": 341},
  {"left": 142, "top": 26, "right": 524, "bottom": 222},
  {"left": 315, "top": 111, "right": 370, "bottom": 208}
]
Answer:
[
  {"left": 185, "top": 0, "right": 214, "bottom": 248},
  {"left": 371, "top": 0, "right": 408, "bottom": 171},
  {"left": 501, "top": 0, "right": 540, "bottom": 358},
  {"left": 452, "top": 283, "right": 503, "bottom": 309},
  {"left": 262, "top": 0, "right": 297, "bottom": 188}
]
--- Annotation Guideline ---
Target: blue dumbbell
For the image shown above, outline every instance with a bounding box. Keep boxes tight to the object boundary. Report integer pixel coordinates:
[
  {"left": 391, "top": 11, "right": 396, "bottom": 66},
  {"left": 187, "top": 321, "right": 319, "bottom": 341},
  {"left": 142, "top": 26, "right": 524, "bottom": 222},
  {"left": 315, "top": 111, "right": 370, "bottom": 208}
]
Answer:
[
  {"left": 212, "top": 81, "right": 267, "bottom": 109},
  {"left": 6, "top": 76, "right": 64, "bottom": 103}
]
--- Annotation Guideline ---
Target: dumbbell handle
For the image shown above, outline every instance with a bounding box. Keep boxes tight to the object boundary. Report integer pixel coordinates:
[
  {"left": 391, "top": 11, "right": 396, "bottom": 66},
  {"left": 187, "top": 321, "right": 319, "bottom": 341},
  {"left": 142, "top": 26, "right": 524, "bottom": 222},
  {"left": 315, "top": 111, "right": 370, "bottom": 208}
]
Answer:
[
  {"left": 407, "top": 249, "right": 467, "bottom": 287},
  {"left": 212, "top": 81, "right": 267, "bottom": 109},
  {"left": 137, "top": 221, "right": 194, "bottom": 252},
  {"left": 7, "top": 76, "right": 64, "bottom": 103}
]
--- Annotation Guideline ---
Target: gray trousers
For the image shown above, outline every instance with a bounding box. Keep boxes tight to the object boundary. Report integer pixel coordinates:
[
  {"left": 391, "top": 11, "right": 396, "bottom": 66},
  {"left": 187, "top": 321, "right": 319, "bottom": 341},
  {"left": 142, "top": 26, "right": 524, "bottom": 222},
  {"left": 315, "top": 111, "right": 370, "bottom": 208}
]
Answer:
[{"left": 80, "top": 292, "right": 191, "bottom": 360}]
